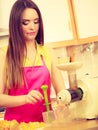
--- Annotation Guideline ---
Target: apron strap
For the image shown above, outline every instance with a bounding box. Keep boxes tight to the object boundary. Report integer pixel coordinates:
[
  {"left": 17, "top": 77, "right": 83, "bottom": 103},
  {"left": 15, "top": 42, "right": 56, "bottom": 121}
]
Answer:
[{"left": 40, "top": 54, "right": 46, "bottom": 66}]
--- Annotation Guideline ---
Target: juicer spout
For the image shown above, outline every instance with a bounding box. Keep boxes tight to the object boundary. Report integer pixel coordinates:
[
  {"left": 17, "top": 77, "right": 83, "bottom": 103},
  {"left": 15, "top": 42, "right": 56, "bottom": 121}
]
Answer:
[{"left": 67, "top": 87, "right": 83, "bottom": 103}]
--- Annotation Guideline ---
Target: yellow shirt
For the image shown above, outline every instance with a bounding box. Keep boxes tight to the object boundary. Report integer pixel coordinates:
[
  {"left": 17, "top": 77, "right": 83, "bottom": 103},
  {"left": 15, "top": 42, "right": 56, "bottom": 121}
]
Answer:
[
  {"left": 0, "top": 44, "right": 51, "bottom": 74},
  {"left": 24, "top": 44, "right": 51, "bottom": 73}
]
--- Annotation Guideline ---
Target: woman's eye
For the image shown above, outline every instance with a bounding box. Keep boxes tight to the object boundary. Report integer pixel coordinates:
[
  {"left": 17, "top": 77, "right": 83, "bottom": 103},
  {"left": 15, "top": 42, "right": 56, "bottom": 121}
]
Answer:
[
  {"left": 21, "top": 19, "right": 39, "bottom": 25},
  {"left": 22, "top": 21, "right": 29, "bottom": 25},
  {"left": 34, "top": 20, "right": 39, "bottom": 24}
]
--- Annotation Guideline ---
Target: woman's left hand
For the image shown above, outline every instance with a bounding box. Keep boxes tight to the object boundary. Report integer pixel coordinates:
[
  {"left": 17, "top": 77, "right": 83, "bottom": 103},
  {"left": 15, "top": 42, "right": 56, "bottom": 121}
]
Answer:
[{"left": 25, "top": 90, "right": 43, "bottom": 104}]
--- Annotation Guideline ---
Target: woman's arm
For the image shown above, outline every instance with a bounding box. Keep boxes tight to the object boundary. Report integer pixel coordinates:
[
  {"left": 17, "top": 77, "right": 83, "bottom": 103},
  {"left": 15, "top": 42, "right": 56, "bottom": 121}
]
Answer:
[
  {"left": 0, "top": 90, "right": 43, "bottom": 107},
  {"left": 0, "top": 94, "right": 26, "bottom": 107},
  {"left": 0, "top": 49, "right": 25, "bottom": 107},
  {"left": 49, "top": 48, "right": 72, "bottom": 105},
  {"left": 49, "top": 48, "right": 66, "bottom": 94},
  {"left": 0, "top": 49, "right": 43, "bottom": 107},
  {"left": 0, "top": 48, "right": 6, "bottom": 94}
]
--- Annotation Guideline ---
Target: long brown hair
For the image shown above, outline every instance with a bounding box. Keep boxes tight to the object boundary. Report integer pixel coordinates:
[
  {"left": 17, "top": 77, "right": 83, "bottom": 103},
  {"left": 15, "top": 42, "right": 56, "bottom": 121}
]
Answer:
[{"left": 4, "top": 0, "right": 44, "bottom": 88}]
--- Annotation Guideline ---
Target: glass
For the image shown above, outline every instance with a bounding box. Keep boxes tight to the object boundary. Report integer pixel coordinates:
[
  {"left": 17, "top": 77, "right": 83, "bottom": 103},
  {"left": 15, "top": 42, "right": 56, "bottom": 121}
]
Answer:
[{"left": 42, "top": 110, "right": 56, "bottom": 124}]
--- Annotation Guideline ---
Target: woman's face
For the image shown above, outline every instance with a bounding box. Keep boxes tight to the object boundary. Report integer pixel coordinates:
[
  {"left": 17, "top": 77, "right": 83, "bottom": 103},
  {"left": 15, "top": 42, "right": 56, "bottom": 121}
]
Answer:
[{"left": 21, "top": 8, "right": 39, "bottom": 42}]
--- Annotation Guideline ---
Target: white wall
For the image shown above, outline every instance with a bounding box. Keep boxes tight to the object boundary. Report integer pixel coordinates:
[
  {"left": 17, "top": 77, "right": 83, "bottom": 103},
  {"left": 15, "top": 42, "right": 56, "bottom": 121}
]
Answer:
[
  {"left": 0, "top": 36, "right": 8, "bottom": 47},
  {"left": 0, "top": 0, "right": 73, "bottom": 43},
  {"left": 0, "top": 0, "right": 15, "bottom": 29}
]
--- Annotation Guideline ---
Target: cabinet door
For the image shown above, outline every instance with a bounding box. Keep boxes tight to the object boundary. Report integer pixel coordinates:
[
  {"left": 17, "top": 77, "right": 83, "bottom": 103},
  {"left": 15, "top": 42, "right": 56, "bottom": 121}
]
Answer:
[
  {"left": 72, "top": 0, "right": 98, "bottom": 43},
  {"left": 33, "top": 0, "right": 74, "bottom": 44},
  {"left": 0, "top": 0, "right": 15, "bottom": 29},
  {"left": 0, "top": 0, "right": 15, "bottom": 36},
  {"left": 0, "top": 0, "right": 74, "bottom": 45}
]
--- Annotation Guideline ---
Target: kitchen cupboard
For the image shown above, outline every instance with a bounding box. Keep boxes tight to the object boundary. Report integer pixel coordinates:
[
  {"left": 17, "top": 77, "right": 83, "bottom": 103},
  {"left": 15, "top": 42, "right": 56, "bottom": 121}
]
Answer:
[
  {"left": 0, "top": 0, "right": 98, "bottom": 47},
  {"left": 71, "top": 0, "right": 98, "bottom": 44},
  {"left": 0, "top": 0, "right": 15, "bottom": 36},
  {"left": 0, "top": 0, "right": 16, "bottom": 29},
  {"left": 0, "top": 0, "right": 75, "bottom": 47},
  {"left": 47, "top": 0, "right": 98, "bottom": 48},
  {"left": 33, "top": 0, "right": 75, "bottom": 45},
  {"left": 0, "top": 0, "right": 73, "bottom": 40}
]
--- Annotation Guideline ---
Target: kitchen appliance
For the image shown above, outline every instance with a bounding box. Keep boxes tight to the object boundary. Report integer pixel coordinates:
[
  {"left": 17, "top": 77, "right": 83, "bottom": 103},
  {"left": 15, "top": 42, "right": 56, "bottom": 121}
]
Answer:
[{"left": 56, "top": 62, "right": 98, "bottom": 120}]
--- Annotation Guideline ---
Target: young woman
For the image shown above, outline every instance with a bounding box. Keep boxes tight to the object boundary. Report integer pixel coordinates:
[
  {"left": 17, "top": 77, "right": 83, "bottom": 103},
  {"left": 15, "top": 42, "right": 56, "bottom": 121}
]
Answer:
[{"left": 0, "top": 0, "right": 69, "bottom": 123}]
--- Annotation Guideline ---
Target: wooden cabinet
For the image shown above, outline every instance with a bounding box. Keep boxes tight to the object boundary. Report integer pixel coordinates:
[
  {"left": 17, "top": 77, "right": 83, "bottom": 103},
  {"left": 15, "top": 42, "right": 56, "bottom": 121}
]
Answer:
[
  {"left": 0, "top": 0, "right": 15, "bottom": 29},
  {"left": 0, "top": 0, "right": 75, "bottom": 47},
  {"left": 0, "top": 0, "right": 98, "bottom": 47},
  {"left": 33, "top": 0, "right": 75, "bottom": 46},
  {"left": 47, "top": 0, "right": 98, "bottom": 48},
  {"left": 71, "top": 0, "right": 98, "bottom": 44},
  {"left": 0, "top": 0, "right": 15, "bottom": 36}
]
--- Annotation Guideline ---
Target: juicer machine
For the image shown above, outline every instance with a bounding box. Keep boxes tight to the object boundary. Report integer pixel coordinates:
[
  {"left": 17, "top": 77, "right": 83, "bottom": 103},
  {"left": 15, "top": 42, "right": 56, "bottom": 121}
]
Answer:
[{"left": 57, "top": 62, "right": 98, "bottom": 120}]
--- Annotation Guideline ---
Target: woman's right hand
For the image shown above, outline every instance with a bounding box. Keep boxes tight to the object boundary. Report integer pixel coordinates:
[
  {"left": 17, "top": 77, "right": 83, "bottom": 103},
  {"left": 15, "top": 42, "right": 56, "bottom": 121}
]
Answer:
[{"left": 25, "top": 90, "right": 43, "bottom": 104}]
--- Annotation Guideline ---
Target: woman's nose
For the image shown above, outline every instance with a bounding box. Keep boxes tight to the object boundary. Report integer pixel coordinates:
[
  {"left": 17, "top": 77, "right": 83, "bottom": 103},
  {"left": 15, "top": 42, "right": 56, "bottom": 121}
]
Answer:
[{"left": 30, "top": 22, "right": 35, "bottom": 29}]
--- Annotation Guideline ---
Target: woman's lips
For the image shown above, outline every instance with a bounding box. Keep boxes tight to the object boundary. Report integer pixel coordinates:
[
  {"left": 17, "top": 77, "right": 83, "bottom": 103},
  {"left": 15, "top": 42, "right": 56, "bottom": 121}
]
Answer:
[{"left": 28, "top": 32, "right": 36, "bottom": 35}]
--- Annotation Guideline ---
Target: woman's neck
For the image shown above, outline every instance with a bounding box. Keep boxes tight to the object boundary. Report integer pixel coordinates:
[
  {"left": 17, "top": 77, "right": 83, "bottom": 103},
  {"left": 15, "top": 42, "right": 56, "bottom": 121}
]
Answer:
[
  {"left": 26, "top": 40, "right": 37, "bottom": 51},
  {"left": 26, "top": 41, "right": 37, "bottom": 65}
]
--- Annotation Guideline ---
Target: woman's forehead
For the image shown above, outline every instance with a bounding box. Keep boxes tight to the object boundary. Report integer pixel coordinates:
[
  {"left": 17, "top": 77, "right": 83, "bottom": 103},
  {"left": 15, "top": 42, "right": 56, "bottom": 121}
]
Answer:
[{"left": 21, "top": 8, "right": 39, "bottom": 20}]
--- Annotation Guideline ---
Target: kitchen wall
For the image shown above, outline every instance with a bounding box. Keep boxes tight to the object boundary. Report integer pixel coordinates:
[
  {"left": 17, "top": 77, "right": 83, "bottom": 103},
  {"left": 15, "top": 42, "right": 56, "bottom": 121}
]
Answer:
[
  {"left": 0, "top": 36, "right": 8, "bottom": 47},
  {"left": 73, "top": 42, "right": 98, "bottom": 78},
  {"left": 0, "top": 0, "right": 72, "bottom": 44},
  {"left": 0, "top": 0, "right": 15, "bottom": 29},
  {"left": 53, "top": 42, "right": 98, "bottom": 89}
]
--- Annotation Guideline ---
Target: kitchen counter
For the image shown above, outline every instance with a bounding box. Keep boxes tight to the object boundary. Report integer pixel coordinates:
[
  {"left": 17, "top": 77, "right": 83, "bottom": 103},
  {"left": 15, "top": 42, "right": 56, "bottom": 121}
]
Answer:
[
  {"left": 0, "top": 112, "right": 98, "bottom": 130},
  {"left": 0, "top": 112, "right": 4, "bottom": 121},
  {"left": 42, "top": 120, "right": 98, "bottom": 130}
]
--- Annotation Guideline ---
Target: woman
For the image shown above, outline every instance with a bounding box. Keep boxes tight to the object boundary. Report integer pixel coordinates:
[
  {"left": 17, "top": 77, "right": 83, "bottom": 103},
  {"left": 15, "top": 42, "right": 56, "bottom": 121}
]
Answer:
[{"left": 0, "top": 0, "right": 69, "bottom": 123}]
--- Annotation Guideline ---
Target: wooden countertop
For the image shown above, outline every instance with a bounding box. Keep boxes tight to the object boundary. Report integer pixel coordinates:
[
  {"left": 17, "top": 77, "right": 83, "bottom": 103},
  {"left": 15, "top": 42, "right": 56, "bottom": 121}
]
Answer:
[
  {"left": 0, "top": 112, "right": 98, "bottom": 130},
  {"left": 42, "top": 120, "right": 98, "bottom": 130},
  {"left": 0, "top": 112, "right": 4, "bottom": 120}
]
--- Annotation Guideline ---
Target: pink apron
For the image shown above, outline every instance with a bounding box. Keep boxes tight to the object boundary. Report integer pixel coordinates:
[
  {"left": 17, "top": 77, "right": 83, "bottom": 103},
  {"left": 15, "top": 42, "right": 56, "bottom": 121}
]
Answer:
[{"left": 4, "top": 55, "right": 52, "bottom": 123}]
